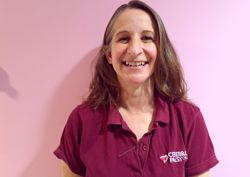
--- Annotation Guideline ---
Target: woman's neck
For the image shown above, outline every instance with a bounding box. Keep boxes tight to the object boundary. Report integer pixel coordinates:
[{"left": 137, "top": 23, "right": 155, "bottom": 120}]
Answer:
[{"left": 120, "top": 82, "right": 155, "bottom": 113}]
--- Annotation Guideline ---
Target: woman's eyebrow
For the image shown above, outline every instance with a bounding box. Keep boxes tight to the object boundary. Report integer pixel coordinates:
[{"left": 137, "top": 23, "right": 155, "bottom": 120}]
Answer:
[
  {"left": 142, "top": 30, "right": 155, "bottom": 35},
  {"left": 115, "top": 31, "right": 129, "bottom": 36},
  {"left": 115, "top": 30, "right": 154, "bottom": 35}
]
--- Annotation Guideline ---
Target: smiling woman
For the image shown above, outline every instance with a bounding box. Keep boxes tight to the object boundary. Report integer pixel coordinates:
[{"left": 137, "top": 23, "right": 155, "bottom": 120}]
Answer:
[
  {"left": 54, "top": 1, "right": 219, "bottom": 177},
  {"left": 107, "top": 8, "right": 157, "bottom": 90}
]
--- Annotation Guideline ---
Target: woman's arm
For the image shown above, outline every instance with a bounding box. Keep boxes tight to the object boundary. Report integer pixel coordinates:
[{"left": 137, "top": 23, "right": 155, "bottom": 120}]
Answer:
[
  {"left": 193, "top": 171, "right": 210, "bottom": 177},
  {"left": 61, "top": 160, "right": 83, "bottom": 177}
]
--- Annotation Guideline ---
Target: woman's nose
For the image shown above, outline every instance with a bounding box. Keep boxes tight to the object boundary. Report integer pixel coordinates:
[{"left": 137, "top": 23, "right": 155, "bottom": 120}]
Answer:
[{"left": 127, "top": 38, "right": 143, "bottom": 56}]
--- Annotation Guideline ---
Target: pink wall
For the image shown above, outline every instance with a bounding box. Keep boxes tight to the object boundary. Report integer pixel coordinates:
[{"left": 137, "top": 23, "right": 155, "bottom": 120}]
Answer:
[{"left": 1, "top": 0, "right": 249, "bottom": 177}]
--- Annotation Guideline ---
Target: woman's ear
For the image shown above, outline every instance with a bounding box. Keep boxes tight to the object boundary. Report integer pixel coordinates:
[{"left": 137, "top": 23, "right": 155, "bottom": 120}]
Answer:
[{"left": 105, "top": 50, "right": 112, "bottom": 64}]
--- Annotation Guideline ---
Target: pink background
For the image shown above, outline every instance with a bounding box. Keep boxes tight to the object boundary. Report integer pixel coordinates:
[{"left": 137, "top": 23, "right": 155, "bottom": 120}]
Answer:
[{"left": 1, "top": 0, "right": 250, "bottom": 177}]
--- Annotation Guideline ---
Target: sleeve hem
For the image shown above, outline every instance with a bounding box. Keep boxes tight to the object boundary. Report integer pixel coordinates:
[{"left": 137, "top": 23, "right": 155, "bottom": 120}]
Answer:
[
  {"left": 185, "top": 154, "right": 219, "bottom": 176},
  {"left": 53, "top": 148, "right": 83, "bottom": 176}
]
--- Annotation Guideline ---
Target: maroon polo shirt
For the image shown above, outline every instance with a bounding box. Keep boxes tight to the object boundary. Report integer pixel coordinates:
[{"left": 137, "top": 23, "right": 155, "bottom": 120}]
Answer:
[{"left": 54, "top": 95, "right": 218, "bottom": 177}]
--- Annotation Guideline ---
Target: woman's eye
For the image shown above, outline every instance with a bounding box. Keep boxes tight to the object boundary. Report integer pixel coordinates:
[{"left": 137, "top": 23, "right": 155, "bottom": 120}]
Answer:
[
  {"left": 118, "top": 37, "right": 129, "bottom": 43},
  {"left": 141, "top": 36, "right": 154, "bottom": 42}
]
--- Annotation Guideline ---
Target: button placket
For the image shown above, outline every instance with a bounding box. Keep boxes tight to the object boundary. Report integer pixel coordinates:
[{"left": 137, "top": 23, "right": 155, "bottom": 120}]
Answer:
[{"left": 137, "top": 134, "right": 152, "bottom": 170}]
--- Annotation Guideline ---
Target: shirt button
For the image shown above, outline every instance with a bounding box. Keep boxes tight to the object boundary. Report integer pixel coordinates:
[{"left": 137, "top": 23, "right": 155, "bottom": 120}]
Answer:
[{"left": 142, "top": 145, "right": 147, "bottom": 151}]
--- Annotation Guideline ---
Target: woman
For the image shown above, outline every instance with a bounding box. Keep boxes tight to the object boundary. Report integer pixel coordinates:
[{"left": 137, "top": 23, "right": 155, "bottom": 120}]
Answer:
[{"left": 54, "top": 1, "right": 219, "bottom": 177}]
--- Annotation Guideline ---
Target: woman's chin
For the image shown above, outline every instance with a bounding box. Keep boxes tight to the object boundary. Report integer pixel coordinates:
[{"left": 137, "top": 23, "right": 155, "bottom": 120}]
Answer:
[{"left": 123, "top": 77, "right": 151, "bottom": 86}]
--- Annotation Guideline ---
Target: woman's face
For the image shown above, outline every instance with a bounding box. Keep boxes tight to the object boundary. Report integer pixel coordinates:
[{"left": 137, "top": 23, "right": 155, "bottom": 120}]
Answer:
[{"left": 108, "top": 8, "right": 157, "bottom": 88}]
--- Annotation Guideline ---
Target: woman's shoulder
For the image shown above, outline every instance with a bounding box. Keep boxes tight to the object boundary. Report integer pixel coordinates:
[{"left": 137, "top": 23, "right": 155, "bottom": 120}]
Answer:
[
  {"left": 156, "top": 92, "right": 200, "bottom": 115},
  {"left": 167, "top": 99, "right": 203, "bottom": 125},
  {"left": 68, "top": 103, "right": 107, "bottom": 124},
  {"left": 171, "top": 99, "right": 201, "bottom": 114}
]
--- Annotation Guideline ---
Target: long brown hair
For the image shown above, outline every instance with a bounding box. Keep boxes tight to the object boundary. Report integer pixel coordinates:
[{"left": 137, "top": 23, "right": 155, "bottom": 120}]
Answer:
[{"left": 85, "top": 0, "right": 187, "bottom": 108}]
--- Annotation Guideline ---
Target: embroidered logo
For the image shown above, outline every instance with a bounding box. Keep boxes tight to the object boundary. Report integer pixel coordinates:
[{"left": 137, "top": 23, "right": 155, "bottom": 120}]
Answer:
[
  {"left": 160, "top": 151, "right": 188, "bottom": 163},
  {"left": 160, "top": 154, "right": 168, "bottom": 163}
]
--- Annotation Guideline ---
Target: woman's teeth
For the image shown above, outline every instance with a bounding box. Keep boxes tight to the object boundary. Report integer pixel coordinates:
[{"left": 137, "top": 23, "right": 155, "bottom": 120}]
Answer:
[{"left": 123, "top": 61, "right": 148, "bottom": 66}]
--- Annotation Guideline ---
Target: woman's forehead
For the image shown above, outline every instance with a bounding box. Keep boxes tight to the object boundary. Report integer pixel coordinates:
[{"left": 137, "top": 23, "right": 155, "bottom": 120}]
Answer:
[{"left": 112, "top": 8, "right": 155, "bottom": 34}]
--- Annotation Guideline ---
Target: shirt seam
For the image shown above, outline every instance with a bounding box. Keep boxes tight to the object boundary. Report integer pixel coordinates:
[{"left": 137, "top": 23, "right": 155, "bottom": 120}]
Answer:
[{"left": 185, "top": 153, "right": 217, "bottom": 171}]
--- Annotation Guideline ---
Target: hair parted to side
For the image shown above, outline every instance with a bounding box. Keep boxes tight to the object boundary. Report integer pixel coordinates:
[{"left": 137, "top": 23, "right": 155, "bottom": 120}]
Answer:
[{"left": 85, "top": 0, "right": 187, "bottom": 108}]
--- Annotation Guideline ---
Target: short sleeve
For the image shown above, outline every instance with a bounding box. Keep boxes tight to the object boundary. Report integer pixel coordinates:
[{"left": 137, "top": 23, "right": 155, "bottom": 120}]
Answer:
[
  {"left": 54, "top": 106, "right": 86, "bottom": 176},
  {"left": 185, "top": 110, "right": 219, "bottom": 176}
]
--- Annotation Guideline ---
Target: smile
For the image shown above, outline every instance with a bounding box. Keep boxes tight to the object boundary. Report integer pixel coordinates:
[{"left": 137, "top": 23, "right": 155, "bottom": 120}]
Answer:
[{"left": 122, "top": 61, "right": 149, "bottom": 67}]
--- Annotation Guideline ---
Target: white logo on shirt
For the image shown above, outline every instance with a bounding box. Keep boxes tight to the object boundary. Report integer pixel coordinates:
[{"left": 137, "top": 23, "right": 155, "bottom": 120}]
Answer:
[
  {"left": 159, "top": 154, "right": 168, "bottom": 163},
  {"left": 160, "top": 151, "right": 188, "bottom": 163}
]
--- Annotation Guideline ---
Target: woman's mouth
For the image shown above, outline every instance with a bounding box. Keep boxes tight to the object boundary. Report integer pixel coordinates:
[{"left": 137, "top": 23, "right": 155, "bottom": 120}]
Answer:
[{"left": 122, "top": 61, "right": 149, "bottom": 67}]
